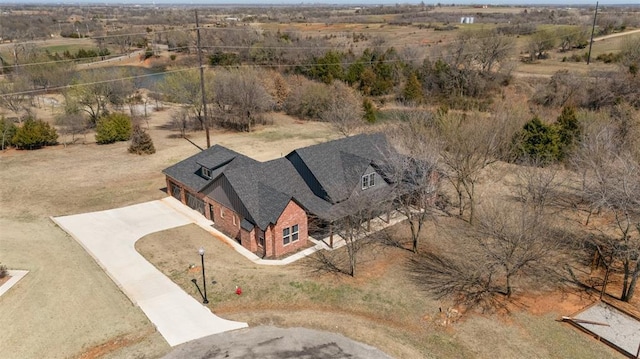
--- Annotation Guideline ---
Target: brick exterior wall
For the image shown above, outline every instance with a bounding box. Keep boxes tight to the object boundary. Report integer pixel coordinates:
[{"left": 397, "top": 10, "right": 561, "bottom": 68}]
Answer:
[
  {"left": 208, "top": 199, "right": 242, "bottom": 242},
  {"left": 269, "top": 200, "right": 308, "bottom": 258},
  {"left": 208, "top": 199, "right": 308, "bottom": 258},
  {"left": 167, "top": 176, "right": 309, "bottom": 259},
  {"left": 166, "top": 178, "right": 186, "bottom": 203}
]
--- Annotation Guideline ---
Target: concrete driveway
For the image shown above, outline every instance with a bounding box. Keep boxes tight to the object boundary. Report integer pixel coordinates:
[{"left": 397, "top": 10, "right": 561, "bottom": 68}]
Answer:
[{"left": 52, "top": 198, "right": 247, "bottom": 347}]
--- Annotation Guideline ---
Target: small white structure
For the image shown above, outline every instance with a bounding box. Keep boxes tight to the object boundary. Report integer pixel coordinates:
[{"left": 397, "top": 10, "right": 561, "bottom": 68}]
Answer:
[{"left": 460, "top": 17, "right": 475, "bottom": 24}]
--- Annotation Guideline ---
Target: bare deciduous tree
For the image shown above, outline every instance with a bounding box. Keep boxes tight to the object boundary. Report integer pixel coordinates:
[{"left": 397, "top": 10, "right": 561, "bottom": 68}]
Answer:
[
  {"left": 385, "top": 111, "right": 441, "bottom": 253},
  {"left": 573, "top": 120, "right": 640, "bottom": 302},
  {"left": 159, "top": 69, "right": 213, "bottom": 132},
  {"left": 472, "top": 29, "right": 514, "bottom": 73},
  {"left": 409, "top": 201, "right": 565, "bottom": 310},
  {"left": 557, "top": 26, "right": 588, "bottom": 52},
  {"left": 527, "top": 29, "right": 556, "bottom": 61},
  {"left": 318, "top": 81, "right": 364, "bottom": 137},
  {"left": 55, "top": 112, "right": 88, "bottom": 146},
  {"left": 619, "top": 37, "right": 640, "bottom": 75},
  {"left": 514, "top": 158, "right": 563, "bottom": 214},
  {"left": 532, "top": 70, "right": 586, "bottom": 108},
  {"left": 0, "top": 76, "right": 30, "bottom": 119},
  {"left": 312, "top": 194, "right": 387, "bottom": 277},
  {"left": 65, "top": 68, "right": 135, "bottom": 125},
  {"left": 436, "top": 110, "right": 512, "bottom": 223},
  {"left": 211, "top": 68, "right": 274, "bottom": 132}
]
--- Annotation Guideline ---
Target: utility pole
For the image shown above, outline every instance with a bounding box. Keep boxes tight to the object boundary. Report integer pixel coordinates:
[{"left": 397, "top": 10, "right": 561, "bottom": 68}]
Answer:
[
  {"left": 587, "top": 1, "right": 598, "bottom": 65},
  {"left": 195, "top": 10, "right": 211, "bottom": 149}
]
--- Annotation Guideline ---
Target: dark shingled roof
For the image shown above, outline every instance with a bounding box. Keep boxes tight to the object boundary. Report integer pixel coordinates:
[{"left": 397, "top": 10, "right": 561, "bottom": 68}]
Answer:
[
  {"left": 162, "top": 145, "right": 258, "bottom": 192},
  {"left": 220, "top": 158, "right": 332, "bottom": 230},
  {"left": 286, "top": 133, "right": 391, "bottom": 203},
  {"left": 164, "top": 133, "right": 398, "bottom": 230}
]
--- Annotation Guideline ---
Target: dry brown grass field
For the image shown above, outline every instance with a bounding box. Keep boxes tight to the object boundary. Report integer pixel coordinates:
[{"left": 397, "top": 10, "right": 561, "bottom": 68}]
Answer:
[
  {"left": 0, "top": 108, "right": 335, "bottom": 359},
  {"left": 1, "top": 94, "right": 628, "bottom": 358},
  {"left": 1, "top": 8, "right": 638, "bottom": 358}
]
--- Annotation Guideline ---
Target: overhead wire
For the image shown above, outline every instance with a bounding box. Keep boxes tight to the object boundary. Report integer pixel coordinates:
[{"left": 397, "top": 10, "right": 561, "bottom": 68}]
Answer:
[
  {"left": 0, "top": 25, "right": 619, "bottom": 98},
  {"left": 2, "top": 23, "right": 590, "bottom": 70}
]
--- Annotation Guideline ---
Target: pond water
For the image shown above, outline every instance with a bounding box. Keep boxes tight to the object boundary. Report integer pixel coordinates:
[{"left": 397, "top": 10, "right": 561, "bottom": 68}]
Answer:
[{"left": 77, "top": 66, "right": 167, "bottom": 90}]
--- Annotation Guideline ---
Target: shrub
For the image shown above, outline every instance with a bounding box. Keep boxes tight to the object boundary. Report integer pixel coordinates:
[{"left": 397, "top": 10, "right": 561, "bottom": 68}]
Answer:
[
  {"left": 0, "top": 117, "right": 17, "bottom": 150},
  {"left": 0, "top": 263, "right": 7, "bottom": 278},
  {"left": 555, "top": 106, "right": 581, "bottom": 158},
  {"left": 512, "top": 117, "right": 561, "bottom": 165},
  {"left": 400, "top": 73, "right": 424, "bottom": 104},
  {"left": 143, "top": 48, "right": 154, "bottom": 60},
  {"left": 209, "top": 52, "right": 240, "bottom": 66},
  {"left": 362, "top": 98, "right": 377, "bottom": 123},
  {"left": 283, "top": 77, "right": 332, "bottom": 120},
  {"left": 12, "top": 118, "right": 58, "bottom": 150},
  {"left": 95, "top": 113, "right": 132, "bottom": 144},
  {"left": 596, "top": 52, "right": 622, "bottom": 64},
  {"left": 128, "top": 124, "right": 156, "bottom": 155}
]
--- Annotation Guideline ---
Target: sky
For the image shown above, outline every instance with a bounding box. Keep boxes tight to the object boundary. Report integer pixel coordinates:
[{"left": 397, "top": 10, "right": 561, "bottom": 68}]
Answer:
[{"left": 1, "top": 0, "right": 636, "bottom": 5}]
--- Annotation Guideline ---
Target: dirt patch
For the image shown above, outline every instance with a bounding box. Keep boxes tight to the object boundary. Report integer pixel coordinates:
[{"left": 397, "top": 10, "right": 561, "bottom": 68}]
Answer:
[
  {"left": 76, "top": 329, "right": 155, "bottom": 359},
  {"left": 510, "top": 289, "right": 595, "bottom": 316}
]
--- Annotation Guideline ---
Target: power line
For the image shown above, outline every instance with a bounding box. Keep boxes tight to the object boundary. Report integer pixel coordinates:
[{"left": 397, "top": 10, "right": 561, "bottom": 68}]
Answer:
[
  {"left": 0, "top": 66, "right": 197, "bottom": 98},
  {"left": 0, "top": 27, "right": 623, "bottom": 98},
  {"left": 3, "top": 20, "right": 596, "bottom": 71}
]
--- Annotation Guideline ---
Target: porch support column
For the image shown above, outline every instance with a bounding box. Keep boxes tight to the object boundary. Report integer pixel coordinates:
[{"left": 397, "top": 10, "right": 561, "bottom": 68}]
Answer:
[{"left": 329, "top": 222, "right": 334, "bottom": 248}]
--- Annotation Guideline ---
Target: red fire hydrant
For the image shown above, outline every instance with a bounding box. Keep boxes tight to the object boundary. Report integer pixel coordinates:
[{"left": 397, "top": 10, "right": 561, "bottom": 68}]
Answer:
[{"left": 235, "top": 286, "right": 242, "bottom": 295}]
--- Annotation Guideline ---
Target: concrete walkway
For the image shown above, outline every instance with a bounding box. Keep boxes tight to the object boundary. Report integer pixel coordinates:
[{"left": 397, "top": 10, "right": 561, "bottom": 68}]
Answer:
[
  {"left": 161, "top": 196, "right": 409, "bottom": 266},
  {"left": 52, "top": 200, "right": 247, "bottom": 347},
  {"left": 0, "top": 270, "right": 29, "bottom": 297}
]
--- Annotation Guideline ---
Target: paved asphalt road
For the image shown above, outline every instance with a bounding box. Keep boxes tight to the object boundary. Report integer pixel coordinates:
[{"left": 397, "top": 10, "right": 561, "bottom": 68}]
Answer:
[{"left": 163, "top": 326, "right": 393, "bottom": 359}]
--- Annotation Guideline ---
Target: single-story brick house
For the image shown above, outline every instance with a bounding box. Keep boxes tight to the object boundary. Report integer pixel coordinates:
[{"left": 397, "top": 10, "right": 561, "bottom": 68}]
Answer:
[{"left": 163, "top": 133, "right": 417, "bottom": 258}]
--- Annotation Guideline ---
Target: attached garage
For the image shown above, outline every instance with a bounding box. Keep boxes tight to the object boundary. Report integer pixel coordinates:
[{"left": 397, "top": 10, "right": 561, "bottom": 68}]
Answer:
[{"left": 185, "top": 191, "right": 205, "bottom": 215}]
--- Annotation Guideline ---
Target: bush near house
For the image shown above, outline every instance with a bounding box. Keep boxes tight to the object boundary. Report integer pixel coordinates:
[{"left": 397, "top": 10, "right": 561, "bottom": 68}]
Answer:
[
  {"left": 12, "top": 118, "right": 58, "bottom": 150},
  {"left": 95, "top": 113, "right": 132, "bottom": 144}
]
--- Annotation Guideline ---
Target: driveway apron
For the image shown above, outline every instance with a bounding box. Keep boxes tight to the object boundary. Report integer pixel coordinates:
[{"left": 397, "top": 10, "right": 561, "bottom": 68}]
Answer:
[{"left": 52, "top": 199, "right": 247, "bottom": 346}]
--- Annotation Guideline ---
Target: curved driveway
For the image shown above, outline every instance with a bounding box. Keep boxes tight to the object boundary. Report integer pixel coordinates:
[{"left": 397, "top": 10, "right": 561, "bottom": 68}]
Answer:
[{"left": 52, "top": 199, "right": 247, "bottom": 347}]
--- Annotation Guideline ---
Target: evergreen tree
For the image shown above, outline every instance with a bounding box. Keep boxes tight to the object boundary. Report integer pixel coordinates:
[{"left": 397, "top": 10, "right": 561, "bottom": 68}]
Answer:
[
  {"left": 362, "top": 98, "right": 377, "bottom": 123},
  {"left": 1, "top": 117, "right": 17, "bottom": 150},
  {"left": 554, "top": 106, "right": 581, "bottom": 159},
  {"left": 401, "top": 73, "right": 424, "bottom": 104},
  {"left": 128, "top": 124, "right": 155, "bottom": 155},
  {"left": 12, "top": 118, "right": 58, "bottom": 150},
  {"left": 513, "top": 117, "right": 561, "bottom": 164},
  {"left": 95, "top": 113, "right": 132, "bottom": 144}
]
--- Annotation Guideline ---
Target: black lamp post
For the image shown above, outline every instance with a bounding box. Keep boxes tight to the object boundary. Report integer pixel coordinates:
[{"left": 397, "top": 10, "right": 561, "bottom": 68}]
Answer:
[{"left": 198, "top": 247, "right": 209, "bottom": 304}]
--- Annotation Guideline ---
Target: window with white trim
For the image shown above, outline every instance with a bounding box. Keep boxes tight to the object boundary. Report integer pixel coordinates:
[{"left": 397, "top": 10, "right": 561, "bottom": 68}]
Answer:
[
  {"left": 202, "top": 166, "right": 212, "bottom": 179},
  {"left": 283, "top": 224, "right": 299, "bottom": 245},
  {"left": 361, "top": 173, "right": 375, "bottom": 190}
]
